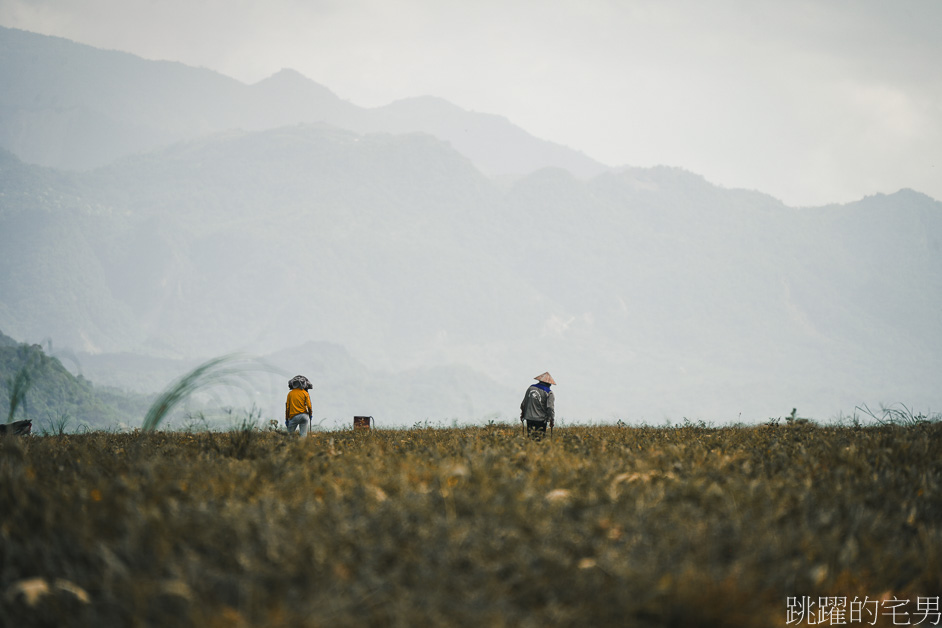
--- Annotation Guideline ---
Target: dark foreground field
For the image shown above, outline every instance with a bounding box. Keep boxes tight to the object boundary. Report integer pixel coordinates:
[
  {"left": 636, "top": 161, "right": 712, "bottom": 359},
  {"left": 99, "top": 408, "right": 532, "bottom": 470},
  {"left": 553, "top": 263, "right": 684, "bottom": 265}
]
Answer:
[{"left": 2, "top": 423, "right": 940, "bottom": 627}]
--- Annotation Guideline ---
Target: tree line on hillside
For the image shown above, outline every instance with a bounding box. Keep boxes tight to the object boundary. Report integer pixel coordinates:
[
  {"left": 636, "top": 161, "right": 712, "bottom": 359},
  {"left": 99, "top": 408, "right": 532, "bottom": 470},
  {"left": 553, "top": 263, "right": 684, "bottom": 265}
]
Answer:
[{"left": 0, "top": 330, "right": 150, "bottom": 432}]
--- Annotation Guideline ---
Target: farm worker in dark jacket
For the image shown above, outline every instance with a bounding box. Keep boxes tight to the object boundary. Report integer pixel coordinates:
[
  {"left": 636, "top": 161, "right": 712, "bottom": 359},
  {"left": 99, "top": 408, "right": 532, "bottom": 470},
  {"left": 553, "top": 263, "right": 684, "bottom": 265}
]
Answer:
[
  {"left": 285, "top": 375, "right": 313, "bottom": 436},
  {"left": 521, "top": 372, "right": 555, "bottom": 438}
]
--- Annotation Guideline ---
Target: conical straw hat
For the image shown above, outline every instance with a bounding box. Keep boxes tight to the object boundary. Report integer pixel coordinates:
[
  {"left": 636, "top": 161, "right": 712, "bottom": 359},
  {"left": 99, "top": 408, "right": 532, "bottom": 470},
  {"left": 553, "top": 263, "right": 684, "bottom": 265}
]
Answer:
[{"left": 534, "top": 372, "right": 556, "bottom": 385}]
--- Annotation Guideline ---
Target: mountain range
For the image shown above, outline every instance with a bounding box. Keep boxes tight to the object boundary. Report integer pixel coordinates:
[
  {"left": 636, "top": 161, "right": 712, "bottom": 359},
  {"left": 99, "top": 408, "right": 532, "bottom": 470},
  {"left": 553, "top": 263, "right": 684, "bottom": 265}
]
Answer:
[
  {"left": 1, "top": 26, "right": 940, "bottom": 425},
  {"left": 0, "top": 26, "right": 605, "bottom": 178}
]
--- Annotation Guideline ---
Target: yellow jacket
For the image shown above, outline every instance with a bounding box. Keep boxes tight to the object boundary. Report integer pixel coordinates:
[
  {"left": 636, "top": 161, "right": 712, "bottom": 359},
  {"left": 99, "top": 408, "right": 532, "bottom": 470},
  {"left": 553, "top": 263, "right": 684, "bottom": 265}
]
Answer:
[{"left": 285, "top": 388, "right": 312, "bottom": 420}]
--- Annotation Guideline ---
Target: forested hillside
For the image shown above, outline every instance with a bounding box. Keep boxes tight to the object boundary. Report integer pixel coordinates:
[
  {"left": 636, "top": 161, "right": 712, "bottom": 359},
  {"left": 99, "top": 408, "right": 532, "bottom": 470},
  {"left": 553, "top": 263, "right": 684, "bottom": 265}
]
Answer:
[{"left": 0, "top": 331, "right": 148, "bottom": 431}]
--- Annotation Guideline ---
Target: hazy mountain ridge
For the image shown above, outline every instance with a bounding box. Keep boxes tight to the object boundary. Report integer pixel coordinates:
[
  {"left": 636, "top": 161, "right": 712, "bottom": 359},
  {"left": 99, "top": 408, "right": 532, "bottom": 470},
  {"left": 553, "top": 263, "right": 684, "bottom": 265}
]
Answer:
[
  {"left": 1, "top": 128, "right": 940, "bottom": 422},
  {"left": 0, "top": 26, "right": 608, "bottom": 179},
  {"left": 65, "top": 340, "right": 518, "bottom": 428},
  {"left": 345, "top": 96, "right": 608, "bottom": 178},
  {"left": 2, "top": 26, "right": 940, "bottom": 423}
]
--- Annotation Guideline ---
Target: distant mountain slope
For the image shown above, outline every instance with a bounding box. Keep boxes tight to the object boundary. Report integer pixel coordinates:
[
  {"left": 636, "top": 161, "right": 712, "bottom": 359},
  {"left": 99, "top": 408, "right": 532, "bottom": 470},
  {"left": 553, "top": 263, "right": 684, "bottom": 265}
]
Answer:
[
  {"left": 0, "top": 27, "right": 252, "bottom": 169},
  {"left": 340, "top": 96, "right": 608, "bottom": 178},
  {"left": 1, "top": 125, "right": 939, "bottom": 422},
  {"left": 0, "top": 330, "right": 148, "bottom": 430},
  {"left": 0, "top": 26, "right": 609, "bottom": 178},
  {"left": 72, "top": 341, "right": 518, "bottom": 428}
]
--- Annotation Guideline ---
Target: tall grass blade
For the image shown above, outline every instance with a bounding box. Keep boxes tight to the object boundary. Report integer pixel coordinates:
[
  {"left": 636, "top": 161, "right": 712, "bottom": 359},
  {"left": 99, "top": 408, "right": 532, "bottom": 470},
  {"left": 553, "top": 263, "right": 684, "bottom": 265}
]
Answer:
[
  {"left": 6, "top": 365, "right": 32, "bottom": 424},
  {"left": 142, "top": 354, "right": 274, "bottom": 432}
]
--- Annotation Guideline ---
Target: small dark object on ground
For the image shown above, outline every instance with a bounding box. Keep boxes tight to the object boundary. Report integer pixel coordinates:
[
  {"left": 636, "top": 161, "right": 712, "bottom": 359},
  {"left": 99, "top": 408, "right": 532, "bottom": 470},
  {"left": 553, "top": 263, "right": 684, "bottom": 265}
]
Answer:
[{"left": 0, "top": 419, "right": 32, "bottom": 435}]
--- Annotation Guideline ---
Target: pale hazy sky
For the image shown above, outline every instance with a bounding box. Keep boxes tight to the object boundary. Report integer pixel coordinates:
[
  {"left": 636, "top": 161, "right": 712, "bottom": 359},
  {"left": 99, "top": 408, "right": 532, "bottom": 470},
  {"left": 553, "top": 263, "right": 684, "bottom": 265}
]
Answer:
[{"left": 1, "top": 0, "right": 940, "bottom": 206}]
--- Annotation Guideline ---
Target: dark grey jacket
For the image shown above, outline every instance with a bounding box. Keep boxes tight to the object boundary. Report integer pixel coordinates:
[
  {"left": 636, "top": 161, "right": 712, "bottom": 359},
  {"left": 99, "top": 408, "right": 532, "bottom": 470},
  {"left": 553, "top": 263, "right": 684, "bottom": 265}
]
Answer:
[{"left": 520, "top": 385, "right": 555, "bottom": 423}]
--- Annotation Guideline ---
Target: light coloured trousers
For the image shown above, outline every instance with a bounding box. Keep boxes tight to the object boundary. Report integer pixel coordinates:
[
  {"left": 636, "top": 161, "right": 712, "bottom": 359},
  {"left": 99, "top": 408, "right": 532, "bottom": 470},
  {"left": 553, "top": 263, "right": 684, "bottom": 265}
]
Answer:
[{"left": 286, "top": 413, "right": 310, "bottom": 436}]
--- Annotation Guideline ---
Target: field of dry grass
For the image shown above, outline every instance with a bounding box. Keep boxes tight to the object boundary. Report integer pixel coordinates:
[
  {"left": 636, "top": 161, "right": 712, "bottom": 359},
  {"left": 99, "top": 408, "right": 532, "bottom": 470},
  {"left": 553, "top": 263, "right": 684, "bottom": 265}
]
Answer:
[{"left": 2, "top": 422, "right": 940, "bottom": 627}]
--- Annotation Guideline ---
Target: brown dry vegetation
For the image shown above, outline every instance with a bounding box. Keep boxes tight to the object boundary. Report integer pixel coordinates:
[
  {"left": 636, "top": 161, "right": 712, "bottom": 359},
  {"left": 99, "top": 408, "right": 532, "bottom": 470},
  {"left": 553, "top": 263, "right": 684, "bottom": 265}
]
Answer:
[{"left": 2, "top": 423, "right": 940, "bottom": 627}]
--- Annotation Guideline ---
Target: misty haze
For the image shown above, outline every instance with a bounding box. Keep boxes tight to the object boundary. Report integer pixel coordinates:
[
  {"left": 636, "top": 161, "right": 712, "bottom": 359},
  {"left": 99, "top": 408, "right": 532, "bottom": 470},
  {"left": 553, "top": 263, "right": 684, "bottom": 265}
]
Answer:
[{"left": 0, "top": 25, "right": 940, "bottom": 429}]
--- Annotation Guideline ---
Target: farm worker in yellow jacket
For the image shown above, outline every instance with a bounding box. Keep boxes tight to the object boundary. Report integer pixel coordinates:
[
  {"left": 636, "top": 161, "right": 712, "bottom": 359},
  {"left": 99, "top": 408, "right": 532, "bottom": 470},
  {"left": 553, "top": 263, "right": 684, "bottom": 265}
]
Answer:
[
  {"left": 521, "top": 372, "right": 555, "bottom": 438},
  {"left": 285, "top": 375, "right": 313, "bottom": 436}
]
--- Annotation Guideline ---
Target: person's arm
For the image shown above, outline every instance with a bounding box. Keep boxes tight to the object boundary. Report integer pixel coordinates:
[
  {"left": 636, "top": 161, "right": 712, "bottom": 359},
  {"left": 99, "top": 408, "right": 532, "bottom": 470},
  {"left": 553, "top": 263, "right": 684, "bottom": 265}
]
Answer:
[
  {"left": 546, "top": 391, "right": 555, "bottom": 426},
  {"left": 305, "top": 391, "right": 312, "bottom": 417}
]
